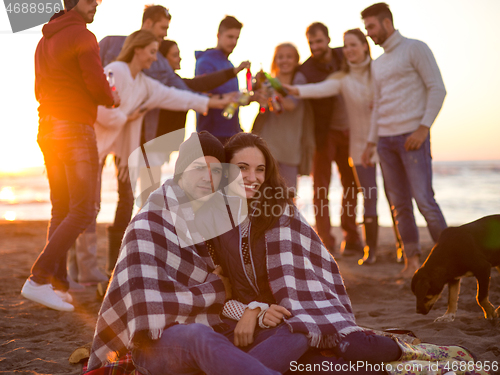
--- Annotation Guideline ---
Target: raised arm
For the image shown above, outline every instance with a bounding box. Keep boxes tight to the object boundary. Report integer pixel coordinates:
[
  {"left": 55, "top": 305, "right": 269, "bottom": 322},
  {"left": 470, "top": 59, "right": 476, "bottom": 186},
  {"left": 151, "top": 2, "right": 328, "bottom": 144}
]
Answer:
[
  {"left": 142, "top": 75, "right": 236, "bottom": 113},
  {"left": 285, "top": 77, "right": 342, "bottom": 99},
  {"left": 184, "top": 68, "right": 236, "bottom": 92}
]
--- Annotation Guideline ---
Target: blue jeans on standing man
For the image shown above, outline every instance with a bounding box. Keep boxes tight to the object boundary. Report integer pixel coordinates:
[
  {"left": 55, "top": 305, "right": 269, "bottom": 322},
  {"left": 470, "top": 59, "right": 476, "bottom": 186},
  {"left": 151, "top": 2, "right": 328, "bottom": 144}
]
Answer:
[
  {"left": 131, "top": 320, "right": 309, "bottom": 375},
  {"left": 377, "top": 132, "right": 447, "bottom": 258},
  {"left": 30, "top": 116, "right": 99, "bottom": 291}
]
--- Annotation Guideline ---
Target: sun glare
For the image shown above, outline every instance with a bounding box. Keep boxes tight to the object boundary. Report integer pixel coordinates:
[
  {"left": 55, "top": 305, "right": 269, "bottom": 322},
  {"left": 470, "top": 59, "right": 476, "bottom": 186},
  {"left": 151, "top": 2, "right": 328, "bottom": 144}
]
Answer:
[
  {"left": 4, "top": 211, "right": 16, "bottom": 221},
  {"left": 0, "top": 187, "right": 17, "bottom": 203}
]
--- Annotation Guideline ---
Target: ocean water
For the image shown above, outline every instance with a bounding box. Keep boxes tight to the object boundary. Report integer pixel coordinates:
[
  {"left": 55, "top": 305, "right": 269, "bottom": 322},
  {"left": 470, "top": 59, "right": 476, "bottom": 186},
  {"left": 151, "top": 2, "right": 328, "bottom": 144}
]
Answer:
[{"left": 1, "top": 160, "right": 499, "bottom": 227}]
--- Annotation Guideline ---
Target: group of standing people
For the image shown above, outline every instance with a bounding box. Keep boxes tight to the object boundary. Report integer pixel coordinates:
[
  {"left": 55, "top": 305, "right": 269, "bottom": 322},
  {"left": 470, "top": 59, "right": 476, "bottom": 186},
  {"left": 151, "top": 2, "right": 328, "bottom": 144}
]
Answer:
[
  {"left": 194, "top": 3, "right": 447, "bottom": 277},
  {"left": 21, "top": 1, "right": 450, "bottom": 373}
]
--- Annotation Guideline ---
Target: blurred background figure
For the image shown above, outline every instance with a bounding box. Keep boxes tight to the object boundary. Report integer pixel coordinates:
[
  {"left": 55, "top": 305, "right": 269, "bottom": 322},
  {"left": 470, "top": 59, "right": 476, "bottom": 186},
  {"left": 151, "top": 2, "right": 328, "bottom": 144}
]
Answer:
[
  {"left": 251, "top": 43, "right": 314, "bottom": 192},
  {"left": 286, "top": 29, "right": 379, "bottom": 264},
  {"left": 137, "top": 39, "right": 250, "bottom": 206},
  {"left": 195, "top": 15, "right": 248, "bottom": 145},
  {"left": 298, "top": 22, "right": 362, "bottom": 257}
]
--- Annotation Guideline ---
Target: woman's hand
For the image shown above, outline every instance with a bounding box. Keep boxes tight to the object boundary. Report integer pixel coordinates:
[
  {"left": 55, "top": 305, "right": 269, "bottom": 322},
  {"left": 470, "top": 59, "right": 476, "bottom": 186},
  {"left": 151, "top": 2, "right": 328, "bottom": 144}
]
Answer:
[
  {"left": 282, "top": 84, "right": 299, "bottom": 96},
  {"left": 208, "top": 92, "right": 239, "bottom": 109},
  {"left": 234, "top": 308, "right": 260, "bottom": 347},
  {"left": 234, "top": 61, "right": 251, "bottom": 75},
  {"left": 213, "top": 266, "right": 232, "bottom": 299},
  {"left": 262, "top": 304, "right": 291, "bottom": 327},
  {"left": 127, "top": 106, "right": 147, "bottom": 122}
]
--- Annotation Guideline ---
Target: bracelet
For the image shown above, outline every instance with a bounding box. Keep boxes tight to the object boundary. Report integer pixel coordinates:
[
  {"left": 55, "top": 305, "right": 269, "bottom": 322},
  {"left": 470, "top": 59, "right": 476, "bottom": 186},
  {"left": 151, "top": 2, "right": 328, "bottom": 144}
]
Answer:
[
  {"left": 247, "top": 301, "right": 269, "bottom": 311},
  {"left": 258, "top": 309, "right": 271, "bottom": 329}
]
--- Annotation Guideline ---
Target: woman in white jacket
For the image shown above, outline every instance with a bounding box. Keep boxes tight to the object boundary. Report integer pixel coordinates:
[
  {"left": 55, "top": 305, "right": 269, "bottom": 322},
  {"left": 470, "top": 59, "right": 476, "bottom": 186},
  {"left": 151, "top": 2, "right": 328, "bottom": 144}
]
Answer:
[
  {"left": 286, "top": 29, "right": 381, "bottom": 264},
  {"left": 71, "top": 30, "right": 233, "bottom": 286}
]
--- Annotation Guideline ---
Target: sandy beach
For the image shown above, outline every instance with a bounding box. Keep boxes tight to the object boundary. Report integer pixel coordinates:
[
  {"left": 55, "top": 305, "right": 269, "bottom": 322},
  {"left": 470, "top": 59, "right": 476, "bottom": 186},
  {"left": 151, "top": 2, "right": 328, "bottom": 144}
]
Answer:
[{"left": 0, "top": 221, "right": 499, "bottom": 374}]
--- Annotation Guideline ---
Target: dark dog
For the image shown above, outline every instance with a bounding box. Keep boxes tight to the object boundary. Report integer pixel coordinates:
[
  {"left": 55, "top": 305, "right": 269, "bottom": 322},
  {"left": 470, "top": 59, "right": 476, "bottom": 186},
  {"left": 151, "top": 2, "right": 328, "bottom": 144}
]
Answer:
[{"left": 411, "top": 215, "right": 500, "bottom": 322}]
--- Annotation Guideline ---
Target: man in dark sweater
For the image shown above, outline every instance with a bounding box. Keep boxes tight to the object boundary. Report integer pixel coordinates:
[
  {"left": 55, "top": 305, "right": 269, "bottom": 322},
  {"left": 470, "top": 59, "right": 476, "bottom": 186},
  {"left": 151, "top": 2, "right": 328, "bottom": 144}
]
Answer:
[
  {"left": 299, "top": 22, "right": 361, "bottom": 255},
  {"left": 21, "top": 0, "right": 118, "bottom": 311}
]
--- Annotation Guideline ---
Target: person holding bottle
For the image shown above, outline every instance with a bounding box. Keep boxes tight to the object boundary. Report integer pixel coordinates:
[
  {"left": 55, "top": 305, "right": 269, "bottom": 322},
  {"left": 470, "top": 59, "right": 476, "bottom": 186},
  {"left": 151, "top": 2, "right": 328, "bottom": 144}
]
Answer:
[
  {"left": 251, "top": 43, "right": 314, "bottom": 192},
  {"left": 134, "top": 40, "right": 250, "bottom": 210},
  {"left": 195, "top": 16, "right": 248, "bottom": 145},
  {"left": 86, "top": 30, "right": 234, "bottom": 285},
  {"left": 285, "top": 29, "right": 380, "bottom": 264}
]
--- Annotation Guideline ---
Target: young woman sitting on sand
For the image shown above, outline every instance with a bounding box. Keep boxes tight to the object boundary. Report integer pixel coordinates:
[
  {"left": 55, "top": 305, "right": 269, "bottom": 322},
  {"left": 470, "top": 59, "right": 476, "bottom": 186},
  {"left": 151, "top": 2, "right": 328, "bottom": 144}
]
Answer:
[{"left": 197, "top": 133, "right": 402, "bottom": 371}]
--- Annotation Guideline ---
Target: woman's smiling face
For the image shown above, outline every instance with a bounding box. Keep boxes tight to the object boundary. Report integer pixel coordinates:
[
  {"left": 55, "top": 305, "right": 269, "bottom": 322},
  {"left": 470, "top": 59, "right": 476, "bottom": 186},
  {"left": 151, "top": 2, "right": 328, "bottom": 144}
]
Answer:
[{"left": 229, "top": 146, "right": 266, "bottom": 199}]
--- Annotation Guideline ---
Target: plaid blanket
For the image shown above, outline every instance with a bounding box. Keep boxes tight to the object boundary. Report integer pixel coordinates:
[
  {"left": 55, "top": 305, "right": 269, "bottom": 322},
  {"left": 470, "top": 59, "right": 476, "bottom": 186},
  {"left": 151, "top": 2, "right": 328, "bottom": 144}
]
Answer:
[
  {"left": 87, "top": 179, "right": 226, "bottom": 371},
  {"left": 263, "top": 204, "right": 361, "bottom": 347}
]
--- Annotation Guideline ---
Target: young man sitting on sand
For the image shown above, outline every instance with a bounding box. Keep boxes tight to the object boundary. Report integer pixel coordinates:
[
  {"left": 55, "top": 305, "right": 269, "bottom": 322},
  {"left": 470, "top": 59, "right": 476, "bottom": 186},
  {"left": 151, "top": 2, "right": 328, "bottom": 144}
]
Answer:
[{"left": 87, "top": 132, "right": 293, "bottom": 375}]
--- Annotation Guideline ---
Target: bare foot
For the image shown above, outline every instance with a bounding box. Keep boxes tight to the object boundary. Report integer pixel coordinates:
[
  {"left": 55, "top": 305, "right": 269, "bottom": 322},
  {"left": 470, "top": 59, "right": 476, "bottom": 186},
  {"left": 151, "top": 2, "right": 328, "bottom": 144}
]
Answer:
[{"left": 399, "top": 255, "right": 420, "bottom": 279}]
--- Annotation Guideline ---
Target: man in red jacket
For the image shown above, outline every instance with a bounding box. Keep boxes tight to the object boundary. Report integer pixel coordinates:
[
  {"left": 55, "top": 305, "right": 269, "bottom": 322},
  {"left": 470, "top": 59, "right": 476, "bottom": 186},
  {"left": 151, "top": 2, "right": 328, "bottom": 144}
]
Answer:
[{"left": 21, "top": 0, "right": 120, "bottom": 311}]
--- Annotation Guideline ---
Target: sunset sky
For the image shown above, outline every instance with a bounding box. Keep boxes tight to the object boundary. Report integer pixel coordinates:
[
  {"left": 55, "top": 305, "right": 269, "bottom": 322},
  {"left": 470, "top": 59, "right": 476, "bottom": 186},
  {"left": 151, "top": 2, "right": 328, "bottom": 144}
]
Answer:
[{"left": 1, "top": 0, "right": 499, "bottom": 173}]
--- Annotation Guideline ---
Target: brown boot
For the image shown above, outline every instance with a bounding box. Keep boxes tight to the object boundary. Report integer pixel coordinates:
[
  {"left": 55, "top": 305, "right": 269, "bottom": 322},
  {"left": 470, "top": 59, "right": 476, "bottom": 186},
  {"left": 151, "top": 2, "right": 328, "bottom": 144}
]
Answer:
[{"left": 359, "top": 216, "right": 378, "bottom": 265}]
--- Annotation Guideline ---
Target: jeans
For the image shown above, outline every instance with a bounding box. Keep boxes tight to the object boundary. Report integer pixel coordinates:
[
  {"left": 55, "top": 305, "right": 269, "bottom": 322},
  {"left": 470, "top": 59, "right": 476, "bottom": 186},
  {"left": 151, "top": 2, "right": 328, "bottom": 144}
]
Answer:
[
  {"left": 30, "top": 116, "right": 99, "bottom": 291},
  {"left": 285, "top": 331, "right": 401, "bottom": 375},
  {"left": 313, "top": 129, "right": 359, "bottom": 248},
  {"left": 132, "top": 321, "right": 309, "bottom": 375},
  {"left": 85, "top": 156, "right": 135, "bottom": 234},
  {"left": 377, "top": 133, "right": 447, "bottom": 258},
  {"left": 354, "top": 164, "right": 377, "bottom": 217},
  {"left": 78, "top": 155, "right": 134, "bottom": 275}
]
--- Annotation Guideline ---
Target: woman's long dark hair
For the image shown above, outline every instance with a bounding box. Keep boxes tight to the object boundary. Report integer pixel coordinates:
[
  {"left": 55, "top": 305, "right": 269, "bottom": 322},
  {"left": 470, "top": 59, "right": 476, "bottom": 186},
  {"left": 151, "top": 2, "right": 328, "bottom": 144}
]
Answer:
[
  {"left": 225, "top": 133, "right": 295, "bottom": 243},
  {"left": 159, "top": 39, "right": 177, "bottom": 58}
]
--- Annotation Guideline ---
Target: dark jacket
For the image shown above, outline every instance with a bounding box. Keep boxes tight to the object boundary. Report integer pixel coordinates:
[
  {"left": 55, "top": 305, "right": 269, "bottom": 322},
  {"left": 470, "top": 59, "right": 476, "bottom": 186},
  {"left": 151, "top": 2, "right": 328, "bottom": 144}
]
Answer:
[
  {"left": 195, "top": 48, "right": 241, "bottom": 138},
  {"left": 211, "top": 224, "right": 275, "bottom": 305},
  {"left": 299, "top": 47, "right": 348, "bottom": 150},
  {"left": 34, "top": 10, "right": 113, "bottom": 125},
  {"left": 195, "top": 194, "right": 275, "bottom": 305},
  {"left": 156, "top": 68, "right": 237, "bottom": 137}
]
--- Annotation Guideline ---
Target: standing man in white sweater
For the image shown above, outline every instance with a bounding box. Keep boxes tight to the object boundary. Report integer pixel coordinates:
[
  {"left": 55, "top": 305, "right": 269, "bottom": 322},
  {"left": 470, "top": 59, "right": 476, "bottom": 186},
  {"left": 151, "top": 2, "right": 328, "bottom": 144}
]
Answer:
[{"left": 361, "top": 2, "right": 447, "bottom": 277}]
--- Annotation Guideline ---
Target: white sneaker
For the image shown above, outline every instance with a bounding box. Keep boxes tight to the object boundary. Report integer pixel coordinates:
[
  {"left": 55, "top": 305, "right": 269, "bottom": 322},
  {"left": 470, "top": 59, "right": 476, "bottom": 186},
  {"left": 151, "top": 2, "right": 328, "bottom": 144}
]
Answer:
[
  {"left": 21, "top": 279, "right": 74, "bottom": 312},
  {"left": 54, "top": 289, "right": 73, "bottom": 303}
]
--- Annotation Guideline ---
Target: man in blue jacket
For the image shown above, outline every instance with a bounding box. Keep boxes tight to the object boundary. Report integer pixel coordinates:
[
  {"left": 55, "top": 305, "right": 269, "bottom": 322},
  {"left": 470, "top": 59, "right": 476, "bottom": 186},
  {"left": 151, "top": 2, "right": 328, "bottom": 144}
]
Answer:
[{"left": 195, "top": 16, "right": 244, "bottom": 145}]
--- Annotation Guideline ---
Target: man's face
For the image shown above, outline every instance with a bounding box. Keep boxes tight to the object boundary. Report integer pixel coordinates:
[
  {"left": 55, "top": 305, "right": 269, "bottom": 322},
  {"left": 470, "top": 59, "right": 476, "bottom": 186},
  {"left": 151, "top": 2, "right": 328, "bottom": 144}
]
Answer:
[
  {"left": 363, "top": 16, "right": 389, "bottom": 46},
  {"left": 306, "top": 31, "right": 331, "bottom": 61},
  {"left": 74, "top": 0, "right": 99, "bottom": 23},
  {"left": 178, "top": 156, "right": 223, "bottom": 204},
  {"left": 217, "top": 28, "right": 241, "bottom": 56},
  {"left": 144, "top": 17, "right": 170, "bottom": 43}
]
